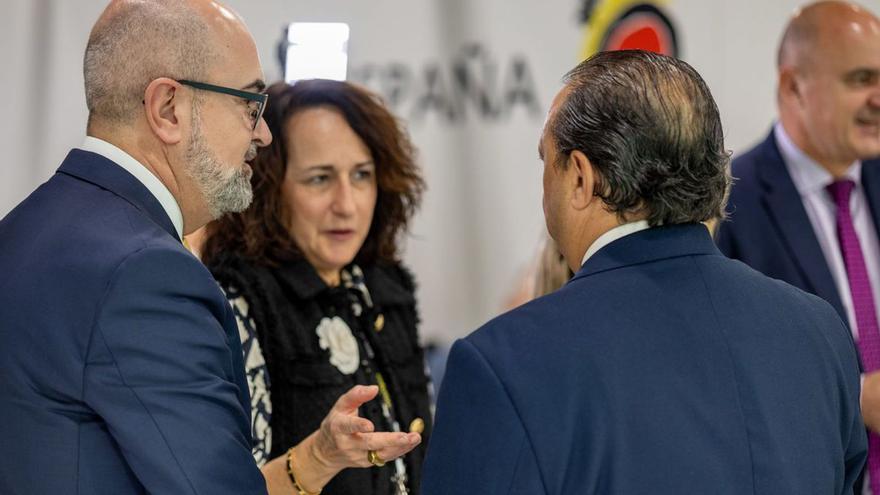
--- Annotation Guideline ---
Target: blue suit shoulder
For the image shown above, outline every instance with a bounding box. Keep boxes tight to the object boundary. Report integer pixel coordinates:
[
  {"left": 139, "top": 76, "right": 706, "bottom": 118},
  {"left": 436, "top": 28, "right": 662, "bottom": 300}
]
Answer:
[
  {"left": 0, "top": 168, "right": 266, "bottom": 495},
  {"left": 424, "top": 296, "right": 550, "bottom": 495},
  {"left": 0, "top": 171, "right": 196, "bottom": 333},
  {"left": 464, "top": 287, "right": 567, "bottom": 364},
  {"left": 709, "top": 252, "right": 845, "bottom": 326},
  {"left": 2, "top": 169, "right": 185, "bottom": 264}
]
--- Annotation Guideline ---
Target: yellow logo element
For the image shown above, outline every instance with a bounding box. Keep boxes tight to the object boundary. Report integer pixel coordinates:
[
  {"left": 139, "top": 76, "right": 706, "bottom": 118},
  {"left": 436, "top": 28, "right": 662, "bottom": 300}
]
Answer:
[{"left": 580, "top": 0, "right": 677, "bottom": 60}]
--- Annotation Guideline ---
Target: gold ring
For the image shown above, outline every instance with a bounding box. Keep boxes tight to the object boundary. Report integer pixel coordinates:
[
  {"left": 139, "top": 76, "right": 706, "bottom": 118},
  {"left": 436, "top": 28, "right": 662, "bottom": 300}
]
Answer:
[{"left": 367, "top": 449, "right": 386, "bottom": 467}]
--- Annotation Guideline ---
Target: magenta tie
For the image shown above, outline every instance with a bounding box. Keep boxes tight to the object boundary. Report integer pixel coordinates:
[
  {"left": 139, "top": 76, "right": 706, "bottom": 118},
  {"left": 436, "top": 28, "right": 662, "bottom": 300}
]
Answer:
[{"left": 828, "top": 179, "right": 880, "bottom": 493}]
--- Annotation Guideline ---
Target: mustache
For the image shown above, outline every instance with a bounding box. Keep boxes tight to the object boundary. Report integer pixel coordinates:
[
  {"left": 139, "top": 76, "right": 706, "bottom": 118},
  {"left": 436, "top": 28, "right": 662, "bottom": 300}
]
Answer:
[
  {"left": 858, "top": 105, "right": 880, "bottom": 119},
  {"left": 245, "top": 143, "right": 259, "bottom": 162}
]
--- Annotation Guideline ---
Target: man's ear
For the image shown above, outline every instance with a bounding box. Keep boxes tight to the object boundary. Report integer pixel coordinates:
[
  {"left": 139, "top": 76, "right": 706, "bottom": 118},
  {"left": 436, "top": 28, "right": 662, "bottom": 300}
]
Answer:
[
  {"left": 143, "top": 77, "right": 186, "bottom": 145},
  {"left": 568, "top": 149, "right": 597, "bottom": 211},
  {"left": 778, "top": 66, "right": 802, "bottom": 105}
]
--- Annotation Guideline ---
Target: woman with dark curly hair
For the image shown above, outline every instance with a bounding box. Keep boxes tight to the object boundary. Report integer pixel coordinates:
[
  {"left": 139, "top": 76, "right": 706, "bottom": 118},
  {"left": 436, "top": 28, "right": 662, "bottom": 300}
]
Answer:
[{"left": 201, "top": 79, "right": 430, "bottom": 495}]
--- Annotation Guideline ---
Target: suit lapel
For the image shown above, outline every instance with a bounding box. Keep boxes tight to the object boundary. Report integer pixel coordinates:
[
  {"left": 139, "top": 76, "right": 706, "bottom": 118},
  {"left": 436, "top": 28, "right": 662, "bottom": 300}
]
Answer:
[
  {"left": 57, "top": 149, "right": 181, "bottom": 242},
  {"left": 756, "top": 133, "right": 844, "bottom": 317},
  {"left": 862, "top": 158, "right": 880, "bottom": 232}
]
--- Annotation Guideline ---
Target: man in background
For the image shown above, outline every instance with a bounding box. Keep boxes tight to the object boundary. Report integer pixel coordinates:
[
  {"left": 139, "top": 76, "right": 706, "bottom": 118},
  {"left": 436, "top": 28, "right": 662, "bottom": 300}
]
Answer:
[
  {"left": 715, "top": 2, "right": 880, "bottom": 492},
  {"left": 422, "top": 49, "right": 866, "bottom": 494},
  {"left": 0, "top": 1, "right": 272, "bottom": 493}
]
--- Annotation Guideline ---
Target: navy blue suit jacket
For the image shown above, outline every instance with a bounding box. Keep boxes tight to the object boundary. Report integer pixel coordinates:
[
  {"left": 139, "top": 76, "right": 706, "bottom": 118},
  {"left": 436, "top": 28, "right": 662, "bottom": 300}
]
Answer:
[
  {"left": 0, "top": 150, "right": 266, "bottom": 494},
  {"left": 422, "top": 224, "right": 866, "bottom": 494},
  {"left": 715, "top": 130, "right": 880, "bottom": 324}
]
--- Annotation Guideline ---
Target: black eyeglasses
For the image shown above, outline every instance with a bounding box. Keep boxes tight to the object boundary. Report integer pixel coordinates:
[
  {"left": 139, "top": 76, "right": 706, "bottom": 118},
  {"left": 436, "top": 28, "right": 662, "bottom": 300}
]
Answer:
[{"left": 178, "top": 79, "right": 268, "bottom": 131}]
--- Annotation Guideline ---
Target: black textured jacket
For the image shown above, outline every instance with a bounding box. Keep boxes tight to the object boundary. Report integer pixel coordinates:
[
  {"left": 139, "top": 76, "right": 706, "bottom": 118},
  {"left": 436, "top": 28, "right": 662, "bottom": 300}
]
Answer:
[{"left": 209, "top": 253, "right": 433, "bottom": 495}]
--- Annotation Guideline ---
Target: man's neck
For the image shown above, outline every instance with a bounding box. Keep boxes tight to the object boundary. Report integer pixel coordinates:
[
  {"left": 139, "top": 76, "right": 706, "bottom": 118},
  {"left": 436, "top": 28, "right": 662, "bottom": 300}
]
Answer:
[
  {"left": 580, "top": 219, "right": 652, "bottom": 267},
  {"left": 778, "top": 119, "right": 854, "bottom": 178},
  {"left": 566, "top": 211, "right": 629, "bottom": 271},
  {"left": 87, "top": 127, "right": 207, "bottom": 235}
]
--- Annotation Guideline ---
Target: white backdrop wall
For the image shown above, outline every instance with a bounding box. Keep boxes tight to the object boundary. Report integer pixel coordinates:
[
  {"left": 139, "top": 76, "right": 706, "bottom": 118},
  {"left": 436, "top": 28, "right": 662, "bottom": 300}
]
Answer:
[{"left": 3, "top": 0, "right": 877, "bottom": 344}]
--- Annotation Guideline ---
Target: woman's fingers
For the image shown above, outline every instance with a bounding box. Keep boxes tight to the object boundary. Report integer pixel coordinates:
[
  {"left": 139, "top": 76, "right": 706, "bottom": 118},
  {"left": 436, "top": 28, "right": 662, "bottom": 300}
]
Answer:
[
  {"left": 318, "top": 386, "right": 424, "bottom": 469},
  {"left": 329, "top": 414, "right": 375, "bottom": 435},
  {"left": 332, "top": 385, "right": 379, "bottom": 415},
  {"left": 359, "top": 431, "right": 421, "bottom": 464},
  {"left": 321, "top": 429, "right": 421, "bottom": 468}
]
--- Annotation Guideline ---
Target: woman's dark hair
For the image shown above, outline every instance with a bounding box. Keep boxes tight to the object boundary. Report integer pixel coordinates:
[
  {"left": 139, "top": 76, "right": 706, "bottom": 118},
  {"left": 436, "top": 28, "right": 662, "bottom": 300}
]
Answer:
[{"left": 201, "top": 79, "right": 425, "bottom": 267}]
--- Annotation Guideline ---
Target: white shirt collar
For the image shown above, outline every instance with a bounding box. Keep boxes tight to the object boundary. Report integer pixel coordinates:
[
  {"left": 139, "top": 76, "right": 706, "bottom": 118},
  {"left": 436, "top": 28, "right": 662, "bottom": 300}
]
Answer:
[
  {"left": 80, "top": 136, "right": 184, "bottom": 240},
  {"left": 774, "top": 122, "right": 861, "bottom": 195},
  {"left": 581, "top": 220, "right": 651, "bottom": 267}
]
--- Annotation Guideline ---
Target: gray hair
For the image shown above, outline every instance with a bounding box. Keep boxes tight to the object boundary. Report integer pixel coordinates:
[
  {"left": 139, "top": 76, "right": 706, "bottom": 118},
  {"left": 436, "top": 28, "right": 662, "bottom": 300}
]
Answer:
[
  {"left": 83, "top": 0, "right": 216, "bottom": 125},
  {"left": 549, "top": 50, "right": 731, "bottom": 226}
]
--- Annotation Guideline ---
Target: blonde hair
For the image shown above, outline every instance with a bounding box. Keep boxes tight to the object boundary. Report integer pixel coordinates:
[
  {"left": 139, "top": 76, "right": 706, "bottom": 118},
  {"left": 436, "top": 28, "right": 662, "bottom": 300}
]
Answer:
[{"left": 532, "top": 235, "right": 573, "bottom": 298}]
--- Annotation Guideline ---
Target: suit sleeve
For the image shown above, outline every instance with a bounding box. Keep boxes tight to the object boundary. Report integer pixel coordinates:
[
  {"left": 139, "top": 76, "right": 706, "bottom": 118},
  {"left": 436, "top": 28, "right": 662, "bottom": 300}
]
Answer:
[
  {"left": 83, "top": 247, "right": 267, "bottom": 495},
  {"left": 837, "top": 321, "right": 869, "bottom": 494},
  {"left": 421, "top": 338, "right": 545, "bottom": 495},
  {"left": 807, "top": 298, "right": 869, "bottom": 494}
]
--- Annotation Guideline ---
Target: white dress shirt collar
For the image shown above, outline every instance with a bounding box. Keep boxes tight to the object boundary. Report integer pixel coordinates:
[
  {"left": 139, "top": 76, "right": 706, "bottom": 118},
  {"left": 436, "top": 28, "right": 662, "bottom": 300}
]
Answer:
[
  {"left": 581, "top": 220, "right": 651, "bottom": 267},
  {"left": 80, "top": 136, "right": 184, "bottom": 240}
]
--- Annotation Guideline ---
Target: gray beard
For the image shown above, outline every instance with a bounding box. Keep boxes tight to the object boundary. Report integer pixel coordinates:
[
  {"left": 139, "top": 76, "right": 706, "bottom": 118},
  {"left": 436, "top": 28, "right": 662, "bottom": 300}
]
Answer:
[{"left": 185, "top": 115, "right": 255, "bottom": 219}]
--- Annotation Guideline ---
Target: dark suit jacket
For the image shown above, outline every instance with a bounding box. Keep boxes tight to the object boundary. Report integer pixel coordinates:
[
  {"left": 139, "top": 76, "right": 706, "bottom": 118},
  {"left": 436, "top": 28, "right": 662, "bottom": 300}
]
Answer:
[
  {"left": 715, "top": 130, "right": 880, "bottom": 323},
  {"left": 422, "top": 224, "right": 866, "bottom": 494},
  {"left": 0, "top": 150, "right": 266, "bottom": 494}
]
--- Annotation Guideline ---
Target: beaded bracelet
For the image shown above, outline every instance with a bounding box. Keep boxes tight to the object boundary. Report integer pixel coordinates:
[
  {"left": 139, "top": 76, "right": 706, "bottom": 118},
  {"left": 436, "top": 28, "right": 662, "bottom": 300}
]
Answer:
[{"left": 286, "top": 448, "right": 321, "bottom": 495}]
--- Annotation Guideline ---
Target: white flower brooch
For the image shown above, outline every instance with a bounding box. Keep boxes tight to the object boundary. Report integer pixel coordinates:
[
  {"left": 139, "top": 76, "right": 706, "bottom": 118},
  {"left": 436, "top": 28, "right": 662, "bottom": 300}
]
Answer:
[{"left": 316, "top": 316, "right": 360, "bottom": 375}]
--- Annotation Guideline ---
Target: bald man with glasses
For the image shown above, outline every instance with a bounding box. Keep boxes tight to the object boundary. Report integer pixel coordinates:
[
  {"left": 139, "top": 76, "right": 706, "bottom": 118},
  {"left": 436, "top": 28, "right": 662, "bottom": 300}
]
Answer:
[{"left": 0, "top": 1, "right": 273, "bottom": 493}]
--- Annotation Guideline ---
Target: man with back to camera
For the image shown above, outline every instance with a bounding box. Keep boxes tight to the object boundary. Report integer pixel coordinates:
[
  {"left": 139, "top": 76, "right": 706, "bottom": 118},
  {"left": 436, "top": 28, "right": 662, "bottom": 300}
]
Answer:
[
  {"left": 715, "top": 1, "right": 880, "bottom": 492},
  {"left": 0, "top": 1, "right": 276, "bottom": 492},
  {"left": 421, "top": 49, "right": 866, "bottom": 494}
]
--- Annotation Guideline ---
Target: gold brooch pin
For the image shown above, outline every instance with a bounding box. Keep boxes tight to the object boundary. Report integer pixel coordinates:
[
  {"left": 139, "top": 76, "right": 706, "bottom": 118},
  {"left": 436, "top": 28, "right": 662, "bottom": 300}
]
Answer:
[{"left": 374, "top": 313, "right": 385, "bottom": 332}]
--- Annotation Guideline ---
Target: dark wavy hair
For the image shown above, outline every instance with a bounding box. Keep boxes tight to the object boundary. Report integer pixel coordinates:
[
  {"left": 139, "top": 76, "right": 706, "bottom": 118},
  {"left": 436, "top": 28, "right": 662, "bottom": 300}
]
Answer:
[
  {"left": 549, "top": 50, "right": 731, "bottom": 225},
  {"left": 201, "top": 79, "right": 425, "bottom": 267}
]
